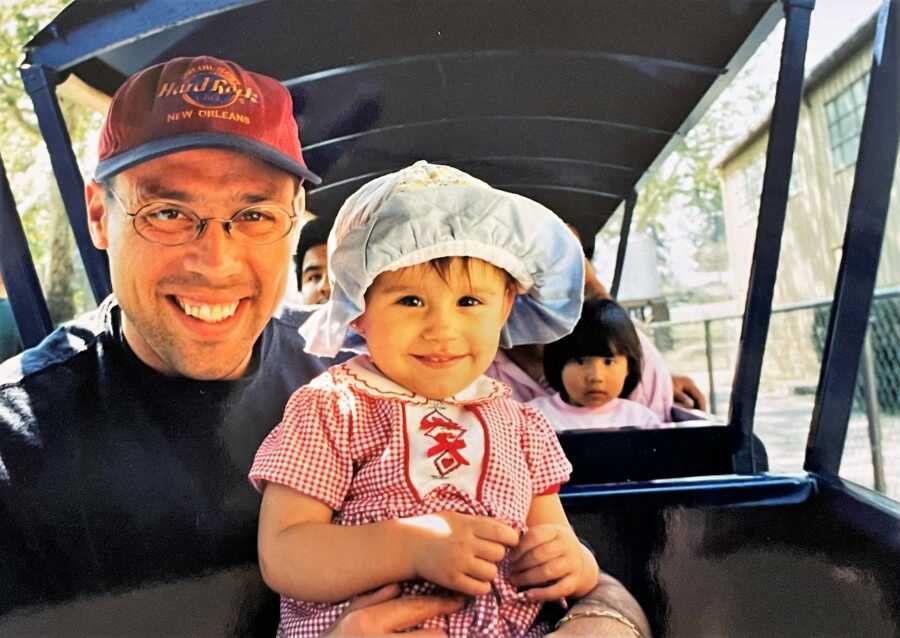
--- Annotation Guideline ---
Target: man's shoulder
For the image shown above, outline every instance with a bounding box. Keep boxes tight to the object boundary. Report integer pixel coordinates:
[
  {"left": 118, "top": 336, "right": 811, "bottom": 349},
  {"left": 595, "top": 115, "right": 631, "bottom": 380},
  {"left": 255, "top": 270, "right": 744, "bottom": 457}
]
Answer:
[
  {"left": 272, "top": 300, "right": 317, "bottom": 331},
  {"left": 0, "top": 299, "right": 113, "bottom": 387}
]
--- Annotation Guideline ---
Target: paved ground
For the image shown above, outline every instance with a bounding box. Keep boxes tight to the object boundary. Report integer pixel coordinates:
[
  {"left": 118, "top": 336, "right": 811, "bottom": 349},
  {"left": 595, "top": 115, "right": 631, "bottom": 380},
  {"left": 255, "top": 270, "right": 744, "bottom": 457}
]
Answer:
[{"left": 708, "top": 390, "right": 900, "bottom": 502}]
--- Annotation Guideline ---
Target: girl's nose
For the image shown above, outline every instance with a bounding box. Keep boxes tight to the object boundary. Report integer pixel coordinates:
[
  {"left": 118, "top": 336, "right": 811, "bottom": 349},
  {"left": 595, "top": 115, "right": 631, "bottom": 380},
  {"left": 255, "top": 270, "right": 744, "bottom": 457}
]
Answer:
[
  {"left": 585, "top": 359, "right": 605, "bottom": 382},
  {"left": 421, "top": 307, "right": 459, "bottom": 341}
]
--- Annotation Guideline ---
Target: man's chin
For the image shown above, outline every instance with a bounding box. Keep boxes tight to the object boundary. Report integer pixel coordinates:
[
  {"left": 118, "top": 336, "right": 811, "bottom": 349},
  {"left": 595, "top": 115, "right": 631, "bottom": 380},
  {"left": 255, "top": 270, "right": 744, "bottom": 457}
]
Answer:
[
  {"left": 170, "top": 357, "right": 251, "bottom": 381},
  {"left": 160, "top": 340, "right": 255, "bottom": 381}
]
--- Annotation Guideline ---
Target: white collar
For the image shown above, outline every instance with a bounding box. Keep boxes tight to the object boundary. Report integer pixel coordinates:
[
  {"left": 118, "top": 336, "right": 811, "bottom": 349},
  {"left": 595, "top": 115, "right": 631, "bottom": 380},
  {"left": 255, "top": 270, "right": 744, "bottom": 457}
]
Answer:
[{"left": 334, "top": 354, "right": 508, "bottom": 406}]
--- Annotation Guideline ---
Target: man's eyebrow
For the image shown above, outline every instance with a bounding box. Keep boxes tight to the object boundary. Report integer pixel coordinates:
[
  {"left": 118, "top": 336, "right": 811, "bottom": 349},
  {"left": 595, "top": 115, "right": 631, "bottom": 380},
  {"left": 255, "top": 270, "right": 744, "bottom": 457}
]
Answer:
[
  {"left": 136, "top": 181, "right": 282, "bottom": 204},
  {"left": 136, "top": 183, "right": 191, "bottom": 201},
  {"left": 302, "top": 264, "right": 324, "bottom": 275}
]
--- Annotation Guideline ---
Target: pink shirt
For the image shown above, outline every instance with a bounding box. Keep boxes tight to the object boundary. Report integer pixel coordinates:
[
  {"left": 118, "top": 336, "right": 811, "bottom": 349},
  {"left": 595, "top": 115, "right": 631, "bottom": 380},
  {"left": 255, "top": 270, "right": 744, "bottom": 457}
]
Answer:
[
  {"left": 485, "top": 329, "right": 674, "bottom": 422},
  {"left": 528, "top": 394, "right": 662, "bottom": 431},
  {"left": 249, "top": 355, "right": 571, "bottom": 638}
]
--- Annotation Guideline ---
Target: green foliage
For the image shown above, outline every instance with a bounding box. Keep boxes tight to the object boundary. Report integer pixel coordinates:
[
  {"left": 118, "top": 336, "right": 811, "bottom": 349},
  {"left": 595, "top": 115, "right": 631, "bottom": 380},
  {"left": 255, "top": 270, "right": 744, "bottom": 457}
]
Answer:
[
  {"left": 1, "top": 0, "right": 101, "bottom": 324},
  {"left": 601, "top": 53, "right": 772, "bottom": 304}
]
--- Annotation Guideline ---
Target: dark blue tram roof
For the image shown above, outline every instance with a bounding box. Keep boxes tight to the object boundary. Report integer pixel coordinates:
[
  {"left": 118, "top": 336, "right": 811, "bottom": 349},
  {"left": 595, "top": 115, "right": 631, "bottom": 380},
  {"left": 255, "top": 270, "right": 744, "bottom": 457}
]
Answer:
[{"left": 21, "top": 0, "right": 779, "bottom": 239}]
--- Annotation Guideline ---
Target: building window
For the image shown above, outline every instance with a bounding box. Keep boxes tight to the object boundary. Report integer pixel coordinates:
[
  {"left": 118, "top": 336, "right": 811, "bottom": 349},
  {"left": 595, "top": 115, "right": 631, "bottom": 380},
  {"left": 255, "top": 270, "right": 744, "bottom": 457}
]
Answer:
[{"left": 825, "top": 72, "right": 870, "bottom": 171}]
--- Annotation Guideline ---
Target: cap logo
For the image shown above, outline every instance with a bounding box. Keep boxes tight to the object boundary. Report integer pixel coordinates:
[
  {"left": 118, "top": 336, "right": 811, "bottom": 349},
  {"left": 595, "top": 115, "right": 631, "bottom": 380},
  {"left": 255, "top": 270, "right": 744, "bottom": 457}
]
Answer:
[{"left": 156, "top": 62, "right": 259, "bottom": 109}]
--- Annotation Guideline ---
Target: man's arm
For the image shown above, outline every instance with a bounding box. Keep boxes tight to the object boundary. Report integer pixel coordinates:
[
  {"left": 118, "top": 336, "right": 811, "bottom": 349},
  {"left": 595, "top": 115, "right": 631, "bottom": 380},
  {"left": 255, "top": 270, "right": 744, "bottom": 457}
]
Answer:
[
  {"left": 547, "top": 571, "right": 651, "bottom": 638},
  {"left": 324, "top": 583, "right": 463, "bottom": 637}
]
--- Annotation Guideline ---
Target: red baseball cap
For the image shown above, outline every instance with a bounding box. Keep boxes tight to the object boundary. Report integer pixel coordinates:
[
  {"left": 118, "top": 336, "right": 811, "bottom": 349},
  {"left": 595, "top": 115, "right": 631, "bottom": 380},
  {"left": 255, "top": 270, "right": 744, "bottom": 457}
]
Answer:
[{"left": 95, "top": 55, "right": 321, "bottom": 184}]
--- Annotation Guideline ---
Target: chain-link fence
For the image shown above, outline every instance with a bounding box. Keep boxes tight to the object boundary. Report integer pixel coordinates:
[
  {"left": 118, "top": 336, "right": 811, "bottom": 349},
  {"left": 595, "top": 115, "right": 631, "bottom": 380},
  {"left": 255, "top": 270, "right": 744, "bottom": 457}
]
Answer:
[{"left": 644, "top": 287, "right": 900, "bottom": 501}]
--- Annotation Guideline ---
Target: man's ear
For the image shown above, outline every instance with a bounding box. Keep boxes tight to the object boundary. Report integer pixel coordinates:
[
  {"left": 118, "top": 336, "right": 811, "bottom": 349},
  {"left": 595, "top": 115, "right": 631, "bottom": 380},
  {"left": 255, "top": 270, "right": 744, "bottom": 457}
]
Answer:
[
  {"left": 85, "top": 180, "right": 109, "bottom": 250},
  {"left": 293, "top": 186, "right": 306, "bottom": 217}
]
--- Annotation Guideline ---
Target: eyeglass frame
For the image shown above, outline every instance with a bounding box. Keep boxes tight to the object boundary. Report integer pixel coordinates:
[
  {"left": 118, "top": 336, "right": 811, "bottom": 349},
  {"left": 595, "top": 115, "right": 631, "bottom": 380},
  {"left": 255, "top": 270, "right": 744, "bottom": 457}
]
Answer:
[{"left": 104, "top": 184, "right": 299, "bottom": 247}]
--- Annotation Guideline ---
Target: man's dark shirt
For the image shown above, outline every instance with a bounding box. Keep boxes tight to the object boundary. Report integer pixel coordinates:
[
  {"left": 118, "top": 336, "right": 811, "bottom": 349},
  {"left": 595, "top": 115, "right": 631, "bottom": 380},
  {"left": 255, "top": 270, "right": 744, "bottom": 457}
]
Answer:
[{"left": 0, "top": 296, "right": 331, "bottom": 633}]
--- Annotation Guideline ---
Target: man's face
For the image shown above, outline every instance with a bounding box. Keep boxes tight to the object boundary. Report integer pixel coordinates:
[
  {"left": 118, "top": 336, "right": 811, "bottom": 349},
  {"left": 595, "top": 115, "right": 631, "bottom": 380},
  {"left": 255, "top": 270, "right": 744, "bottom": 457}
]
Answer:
[
  {"left": 299, "top": 244, "right": 331, "bottom": 305},
  {"left": 354, "top": 258, "right": 515, "bottom": 400},
  {"left": 86, "top": 148, "right": 302, "bottom": 380}
]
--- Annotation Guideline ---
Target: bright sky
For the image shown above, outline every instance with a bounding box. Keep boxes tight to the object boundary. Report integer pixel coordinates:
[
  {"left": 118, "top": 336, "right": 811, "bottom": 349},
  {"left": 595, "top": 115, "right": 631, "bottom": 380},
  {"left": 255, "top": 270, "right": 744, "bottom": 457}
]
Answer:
[{"left": 752, "top": 0, "right": 884, "bottom": 83}]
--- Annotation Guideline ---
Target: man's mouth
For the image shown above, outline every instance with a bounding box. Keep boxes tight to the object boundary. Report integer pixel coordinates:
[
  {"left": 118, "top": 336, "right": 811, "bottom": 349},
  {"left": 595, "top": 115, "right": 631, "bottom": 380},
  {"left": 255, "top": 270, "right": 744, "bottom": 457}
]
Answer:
[{"left": 172, "top": 296, "right": 241, "bottom": 323}]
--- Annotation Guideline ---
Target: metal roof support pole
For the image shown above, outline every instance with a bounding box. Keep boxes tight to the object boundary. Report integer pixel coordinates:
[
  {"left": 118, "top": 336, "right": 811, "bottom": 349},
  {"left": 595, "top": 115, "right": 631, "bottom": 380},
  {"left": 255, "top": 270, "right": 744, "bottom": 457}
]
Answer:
[
  {"left": 610, "top": 190, "right": 637, "bottom": 300},
  {"left": 728, "top": 0, "right": 814, "bottom": 473},
  {"left": 805, "top": 0, "right": 899, "bottom": 476},
  {"left": 19, "top": 64, "right": 111, "bottom": 305},
  {"left": 0, "top": 154, "right": 53, "bottom": 347}
]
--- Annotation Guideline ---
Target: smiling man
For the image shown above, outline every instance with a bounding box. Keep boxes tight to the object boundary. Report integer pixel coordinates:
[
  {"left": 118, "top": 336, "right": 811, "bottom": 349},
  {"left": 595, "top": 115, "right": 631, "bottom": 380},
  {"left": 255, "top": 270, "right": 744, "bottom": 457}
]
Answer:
[{"left": 0, "top": 56, "right": 649, "bottom": 638}]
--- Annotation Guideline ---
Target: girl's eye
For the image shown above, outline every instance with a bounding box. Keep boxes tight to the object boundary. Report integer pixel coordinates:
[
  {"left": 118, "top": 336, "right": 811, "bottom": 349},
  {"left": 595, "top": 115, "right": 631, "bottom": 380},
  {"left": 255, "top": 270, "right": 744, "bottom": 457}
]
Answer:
[
  {"left": 573, "top": 356, "right": 585, "bottom": 365},
  {"left": 604, "top": 357, "right": 616, "bottom": 366},
  {"left": 397, "top": 296, "right": 424, "bottom": 307},
  {"left": 458, "top": 296, "right": 482, "bottom": 307}
]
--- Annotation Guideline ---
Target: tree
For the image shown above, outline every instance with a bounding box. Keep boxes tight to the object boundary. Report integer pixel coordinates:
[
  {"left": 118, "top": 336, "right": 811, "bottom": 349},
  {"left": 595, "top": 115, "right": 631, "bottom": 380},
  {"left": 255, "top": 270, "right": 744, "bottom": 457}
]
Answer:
[
  {"left": 1, "top": 1, "right": 100, "bottom": 324},
  {"left": 599, "top": 45, "right": 775, "bottom": 304}
]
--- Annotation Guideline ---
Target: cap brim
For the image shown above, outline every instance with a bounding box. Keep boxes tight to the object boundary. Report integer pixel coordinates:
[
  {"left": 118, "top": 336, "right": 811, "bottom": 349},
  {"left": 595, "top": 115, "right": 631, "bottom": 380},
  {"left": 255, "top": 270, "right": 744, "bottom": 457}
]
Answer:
[{"left": 94, "top": 132, "right": 322, "bottom": 185}]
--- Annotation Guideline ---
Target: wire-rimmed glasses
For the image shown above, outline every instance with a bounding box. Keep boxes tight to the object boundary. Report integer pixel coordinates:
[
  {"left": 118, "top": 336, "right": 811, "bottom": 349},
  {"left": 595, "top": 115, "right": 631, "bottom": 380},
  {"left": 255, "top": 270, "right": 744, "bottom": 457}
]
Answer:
[{"left": 106, "top": 186, "right": 297, "bottom": 246}]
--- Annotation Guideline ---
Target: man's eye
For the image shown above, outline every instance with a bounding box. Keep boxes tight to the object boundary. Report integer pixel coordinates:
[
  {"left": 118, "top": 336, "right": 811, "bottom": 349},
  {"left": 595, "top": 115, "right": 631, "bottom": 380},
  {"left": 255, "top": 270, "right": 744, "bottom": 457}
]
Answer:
[
  {"left": 458, "top": 296, "right": 482, "bottom": 307},
  {"left": 303, "top": 273, "right": 322, "bottom": 284},
  {"left": 397, "top": 296, "right": 424, "bottom": 307},
  {"left": 234, "top": 208, "right": 276, "bottom": 223},
  {"left": 144, "top": 207, "right": 189, "bottom": 222}
]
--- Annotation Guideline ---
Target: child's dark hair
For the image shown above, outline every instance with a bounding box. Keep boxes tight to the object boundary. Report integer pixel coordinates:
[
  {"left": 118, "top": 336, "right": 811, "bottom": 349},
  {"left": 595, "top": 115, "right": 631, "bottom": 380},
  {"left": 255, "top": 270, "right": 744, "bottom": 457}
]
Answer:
[{"left": 543, "top": 298, "right": 643, "bottom": 401}]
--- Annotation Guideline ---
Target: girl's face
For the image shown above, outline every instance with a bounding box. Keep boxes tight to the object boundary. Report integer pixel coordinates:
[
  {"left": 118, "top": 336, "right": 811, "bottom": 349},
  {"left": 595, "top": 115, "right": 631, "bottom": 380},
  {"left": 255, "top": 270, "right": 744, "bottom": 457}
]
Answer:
[
  {"left": 353, "top": 257, "right": 515, "bottom": 400},
  {"left": 561, "top": 355, "right": 629, "bottom": 408}
]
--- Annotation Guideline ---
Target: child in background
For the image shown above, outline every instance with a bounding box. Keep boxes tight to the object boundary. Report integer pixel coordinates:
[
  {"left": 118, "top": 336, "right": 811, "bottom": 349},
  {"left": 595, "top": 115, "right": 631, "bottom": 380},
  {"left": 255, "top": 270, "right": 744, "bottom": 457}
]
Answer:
[
  {"left": 530, "top": 298, "right": 662, "bottom": 431},
  {"left": 249, "top": 161, "right": 599, "bottom": 637}
]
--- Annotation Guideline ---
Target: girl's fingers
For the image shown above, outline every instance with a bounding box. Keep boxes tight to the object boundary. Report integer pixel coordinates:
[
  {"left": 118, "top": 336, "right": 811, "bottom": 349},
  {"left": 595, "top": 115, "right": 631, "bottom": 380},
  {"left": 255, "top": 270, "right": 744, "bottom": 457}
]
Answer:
[
  {"left": 510, "top": 542, "right": 564, "bottom": 573},
  {"left": 523, "top": 574, "right": 579, "bottom": 601},
  {"left": 473, "top": 538, "right": 508, "bottom": 563},
  {"left": 510, "top": 556, "right": 572, "bottom": 587},
  {"left": 465, "top": 557, "right": 499, "bottom": 583},
  {"left": 509, "top": 526, "right": 557, "bottom": 561},
  {"left": 449, "top": 573, "right": 493, "bottom": 597},
  {"left": 472, "top": 518, "right": 520, "bottom": 548}
]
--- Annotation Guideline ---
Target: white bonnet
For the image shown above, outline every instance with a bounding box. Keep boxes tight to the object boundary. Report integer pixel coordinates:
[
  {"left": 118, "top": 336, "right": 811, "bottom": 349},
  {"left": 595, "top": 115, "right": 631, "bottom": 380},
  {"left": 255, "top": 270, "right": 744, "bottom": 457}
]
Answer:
[{"left": 300, "top": 160, "right": 584, "bottom": 357}]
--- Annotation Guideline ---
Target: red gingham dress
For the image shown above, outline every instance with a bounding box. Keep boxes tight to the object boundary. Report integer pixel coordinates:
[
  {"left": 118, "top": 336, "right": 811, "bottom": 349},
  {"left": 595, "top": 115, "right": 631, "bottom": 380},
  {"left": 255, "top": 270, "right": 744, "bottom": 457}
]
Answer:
[{"left": 249, "top": 355, "right": 572, "bottom": 637}]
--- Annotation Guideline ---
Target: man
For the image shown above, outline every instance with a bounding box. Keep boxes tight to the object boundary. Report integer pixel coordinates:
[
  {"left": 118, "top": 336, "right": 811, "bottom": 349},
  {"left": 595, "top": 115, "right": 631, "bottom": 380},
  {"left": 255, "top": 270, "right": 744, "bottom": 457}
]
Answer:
[
  {"left": 295, "top": 215, "right": 332, "bottom": 305},
  {"left": 0, "top": 56, "right": 648, "bottom": 637}
]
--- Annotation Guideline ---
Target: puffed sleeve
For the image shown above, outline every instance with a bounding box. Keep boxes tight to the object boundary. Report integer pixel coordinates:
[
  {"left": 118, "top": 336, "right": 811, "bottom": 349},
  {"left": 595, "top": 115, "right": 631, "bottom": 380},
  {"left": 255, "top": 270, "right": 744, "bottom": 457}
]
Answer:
[
  {"left": 519, "top": 403, "right": 572, "bottom": 495},
  {"left": 248, "top": 378, "right": 353, "bottom": 511}
]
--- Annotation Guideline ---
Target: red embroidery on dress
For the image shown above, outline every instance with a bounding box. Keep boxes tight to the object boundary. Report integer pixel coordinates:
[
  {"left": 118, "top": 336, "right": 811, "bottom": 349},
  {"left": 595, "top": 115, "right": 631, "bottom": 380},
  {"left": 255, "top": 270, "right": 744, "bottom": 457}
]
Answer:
[{"left": 420, "top": 407, "right": 469, "bottom": 477}]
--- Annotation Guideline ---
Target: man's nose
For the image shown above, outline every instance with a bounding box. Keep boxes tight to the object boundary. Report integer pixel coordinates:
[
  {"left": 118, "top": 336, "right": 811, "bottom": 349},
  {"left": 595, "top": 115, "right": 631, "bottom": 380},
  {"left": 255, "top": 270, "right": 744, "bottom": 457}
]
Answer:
[
  {"left": 184, "top": 221, "right": 242, "bottom": 276},
  {"left": 319, "top": 272, "right": 331, "bottom": 299}
]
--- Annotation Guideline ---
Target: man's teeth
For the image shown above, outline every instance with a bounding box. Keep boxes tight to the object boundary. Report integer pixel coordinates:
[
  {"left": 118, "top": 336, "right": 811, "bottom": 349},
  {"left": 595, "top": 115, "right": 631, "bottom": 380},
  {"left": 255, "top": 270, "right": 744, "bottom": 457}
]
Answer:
[{"left": 176, "top": 299, "right": 240, "bottom": 322}]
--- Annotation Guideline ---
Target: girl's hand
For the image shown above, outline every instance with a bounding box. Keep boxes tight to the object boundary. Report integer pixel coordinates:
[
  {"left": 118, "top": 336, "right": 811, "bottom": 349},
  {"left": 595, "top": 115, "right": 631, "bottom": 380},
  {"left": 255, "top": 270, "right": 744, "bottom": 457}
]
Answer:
[
  {"left": 401, "top": 511, "right": 520, "bottom": 596},
  {"left": 507, "top": 523, "right": 598, "bottom": 600}
]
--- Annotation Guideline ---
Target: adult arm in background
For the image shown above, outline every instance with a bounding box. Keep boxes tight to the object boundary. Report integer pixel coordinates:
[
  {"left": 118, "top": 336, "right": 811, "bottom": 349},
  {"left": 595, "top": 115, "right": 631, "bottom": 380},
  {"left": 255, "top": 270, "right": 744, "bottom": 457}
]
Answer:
[{"left": 672, "top": 375, "right": 707, "bottom": 412}]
